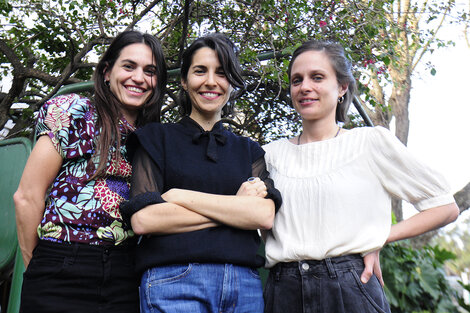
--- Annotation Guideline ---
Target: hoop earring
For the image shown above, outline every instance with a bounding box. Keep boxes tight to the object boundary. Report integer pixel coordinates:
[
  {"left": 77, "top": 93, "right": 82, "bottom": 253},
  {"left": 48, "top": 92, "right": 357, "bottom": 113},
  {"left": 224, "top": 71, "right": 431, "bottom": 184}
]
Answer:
[
  {"left": 338, "top": 96, "right": 345, "bottom": 104},
  {"left": 104, "top": 79, "right": 110, "bottom": 87}
]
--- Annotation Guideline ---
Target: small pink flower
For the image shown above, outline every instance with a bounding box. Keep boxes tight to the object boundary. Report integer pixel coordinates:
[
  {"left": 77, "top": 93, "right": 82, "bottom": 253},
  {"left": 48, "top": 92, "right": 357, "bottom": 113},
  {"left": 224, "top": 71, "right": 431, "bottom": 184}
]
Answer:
[{"left": 319, "top": 21, "right": 327, "bottom": 27}]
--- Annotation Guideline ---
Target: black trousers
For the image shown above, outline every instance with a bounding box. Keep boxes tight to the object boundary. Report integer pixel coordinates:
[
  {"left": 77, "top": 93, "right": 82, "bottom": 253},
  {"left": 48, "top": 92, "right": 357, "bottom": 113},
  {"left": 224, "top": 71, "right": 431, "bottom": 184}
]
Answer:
[
  {"left": 20, "top": 240, "right": 139, "bottom": 313},
  {"left": 264, "top": 254, "right": 391, "bottom": 313}
]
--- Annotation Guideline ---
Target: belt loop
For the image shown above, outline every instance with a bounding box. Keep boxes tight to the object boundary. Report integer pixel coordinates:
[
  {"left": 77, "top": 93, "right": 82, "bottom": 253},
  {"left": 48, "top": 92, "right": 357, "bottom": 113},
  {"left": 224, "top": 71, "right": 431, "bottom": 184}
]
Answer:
[
  {"left": 325, "top": 258, "right": 337, "bottom": 279},
  {"left": 65, "top": 242, "right": 80, "bottom": 266}
]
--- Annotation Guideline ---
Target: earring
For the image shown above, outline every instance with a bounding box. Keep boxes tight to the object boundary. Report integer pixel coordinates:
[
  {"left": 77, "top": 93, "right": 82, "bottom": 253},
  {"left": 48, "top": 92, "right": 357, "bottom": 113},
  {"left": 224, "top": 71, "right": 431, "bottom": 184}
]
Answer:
[
  {"left": 104, "top": 79, "right": 110, "bottom": 87},
  {"left": 338, "top": 96, "right": 345, "bottom": 104}
]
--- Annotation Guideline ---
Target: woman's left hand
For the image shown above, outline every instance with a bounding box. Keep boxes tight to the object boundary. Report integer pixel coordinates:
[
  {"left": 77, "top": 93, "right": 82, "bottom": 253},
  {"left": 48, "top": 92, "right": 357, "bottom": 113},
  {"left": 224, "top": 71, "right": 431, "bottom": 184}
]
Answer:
[
  {"left": 236, "top": 177, "right": 268, "bottom": 197},
  {"left": 361, "top": 249, "right": 384, "bottom": 286}
]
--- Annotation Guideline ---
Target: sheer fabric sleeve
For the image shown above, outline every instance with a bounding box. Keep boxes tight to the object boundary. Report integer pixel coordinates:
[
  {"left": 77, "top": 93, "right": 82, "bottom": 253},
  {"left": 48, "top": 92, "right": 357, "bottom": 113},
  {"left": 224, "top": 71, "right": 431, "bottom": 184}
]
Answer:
[
  {"left": 120, "top": 145, "right": 166, "bottom": 227},
  {"left": 252, "top": 156, "right": 282, "bottom": 212},
  {"left": 368, "top": 126, "right": 455, "bottom": 211}
]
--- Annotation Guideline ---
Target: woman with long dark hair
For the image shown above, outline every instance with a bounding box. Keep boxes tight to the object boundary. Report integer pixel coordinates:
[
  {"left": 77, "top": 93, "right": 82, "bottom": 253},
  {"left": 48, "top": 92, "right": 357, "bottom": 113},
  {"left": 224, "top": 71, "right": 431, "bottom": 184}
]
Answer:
[
  {"left": 121, "top": 33, "right": 281, "bottom": 313},
  {"left": 14, "top": 30, "right": 167, "bottom": 313}
]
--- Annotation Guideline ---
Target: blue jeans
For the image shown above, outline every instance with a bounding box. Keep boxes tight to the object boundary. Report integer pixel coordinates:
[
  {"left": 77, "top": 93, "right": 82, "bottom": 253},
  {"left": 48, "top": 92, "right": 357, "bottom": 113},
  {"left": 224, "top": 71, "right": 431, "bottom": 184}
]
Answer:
[
  {"left": 264, "top": 254, "right": 391, "bottom": 313},
  {"left": 140, "top": 263, "right": 264, "bottom": 313}
]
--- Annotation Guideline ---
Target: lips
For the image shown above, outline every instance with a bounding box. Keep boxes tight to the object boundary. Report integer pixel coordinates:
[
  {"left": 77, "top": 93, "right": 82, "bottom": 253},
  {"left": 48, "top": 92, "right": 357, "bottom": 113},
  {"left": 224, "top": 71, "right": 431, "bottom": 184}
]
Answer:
[{"left": 298, "top": 98, "right": 318, "bottom": 105}]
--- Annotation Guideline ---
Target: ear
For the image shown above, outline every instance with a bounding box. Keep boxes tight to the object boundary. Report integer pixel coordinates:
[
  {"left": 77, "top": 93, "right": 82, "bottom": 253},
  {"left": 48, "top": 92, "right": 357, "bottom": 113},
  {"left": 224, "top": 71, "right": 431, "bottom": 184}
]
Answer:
[
  {"left": 103, "top": 64, "right": 110, "bottom": 81},
  {"left": 339, "top": 83, "right": 348, "bottom": 97},
  {"left": 181, "top": 78, "right": 187, "bottom": 91}
]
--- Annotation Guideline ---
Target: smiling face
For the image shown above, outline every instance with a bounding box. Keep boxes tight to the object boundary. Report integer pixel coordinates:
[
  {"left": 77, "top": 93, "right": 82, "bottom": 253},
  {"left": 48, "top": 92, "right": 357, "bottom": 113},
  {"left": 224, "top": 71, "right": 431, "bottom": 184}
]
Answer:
[
  {"left": 290, "top": 50, "right": 347, "bottom": 123},
  {"left": 104, "top": 43, "right": 157, "bottom": 124},
  {"left": 182, "top": 47, "right": 232, "bottom": 126}
]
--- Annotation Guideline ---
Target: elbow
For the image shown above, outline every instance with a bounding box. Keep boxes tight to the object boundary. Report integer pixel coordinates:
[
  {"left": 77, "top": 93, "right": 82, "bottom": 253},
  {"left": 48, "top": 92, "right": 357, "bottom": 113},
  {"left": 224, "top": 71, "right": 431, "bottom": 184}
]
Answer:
[
  {"left": 130, "top": 211, "right": 147, "bottom": 235},
  {"left": 13, "top": 189, "right": 29, "bottom": 215},
  {"left": 446, "top": 203, "right": 460, "bottom": 224},
  {"left": 258, "top": 200, "right": 275, "bottom": 230}
]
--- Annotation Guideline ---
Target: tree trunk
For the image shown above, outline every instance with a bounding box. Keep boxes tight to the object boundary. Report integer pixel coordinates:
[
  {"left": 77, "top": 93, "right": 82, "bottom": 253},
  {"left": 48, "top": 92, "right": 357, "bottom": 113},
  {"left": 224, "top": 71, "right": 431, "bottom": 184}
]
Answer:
[
  {"left": 454, "top": 182, "right": 470, "bottom": 214},
  {"left": 388, "top": 71, "right": 412, "bottom": 222},
  {"left": 410, "top": 229, "right": 438, "bottom": 250},
  {"left": 392, "top": 198, "right": 403, "bottom": 222}
]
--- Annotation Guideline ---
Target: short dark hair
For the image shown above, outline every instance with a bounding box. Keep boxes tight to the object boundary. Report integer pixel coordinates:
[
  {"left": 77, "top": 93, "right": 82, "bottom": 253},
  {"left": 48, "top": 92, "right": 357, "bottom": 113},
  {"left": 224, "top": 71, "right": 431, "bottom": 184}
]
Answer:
[
  {"left": 287, "top": 40, "right": 357, "bottom": 122},
  {"left": 179, "top": 33, "right": 245, "bottom": 117},
  {"left": 92, "top": 30, "right": 167, "bottom": 179}
]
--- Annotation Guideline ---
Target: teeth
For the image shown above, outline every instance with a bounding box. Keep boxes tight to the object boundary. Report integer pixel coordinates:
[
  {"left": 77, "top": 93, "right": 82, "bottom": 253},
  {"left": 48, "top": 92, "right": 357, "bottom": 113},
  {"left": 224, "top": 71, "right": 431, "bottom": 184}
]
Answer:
[
  {"left": 127, "top": 86, "right": 144, "bottom": 92},
  {"left": 201, "top": 92, "right": 219, "bottom": 97}
]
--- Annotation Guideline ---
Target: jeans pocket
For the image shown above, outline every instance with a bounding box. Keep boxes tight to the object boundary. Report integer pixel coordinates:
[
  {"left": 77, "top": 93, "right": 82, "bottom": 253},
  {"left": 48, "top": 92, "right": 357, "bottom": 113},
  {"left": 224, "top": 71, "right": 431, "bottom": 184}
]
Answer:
[
  {"left": 350, "top": 269, "right": 390, "bottom": 313},
  {"left": 23, "top": 253, "right": 69, "bottom": 281},
  {"left": 147, "top": 263, "right": 193, "bottom": 286}
]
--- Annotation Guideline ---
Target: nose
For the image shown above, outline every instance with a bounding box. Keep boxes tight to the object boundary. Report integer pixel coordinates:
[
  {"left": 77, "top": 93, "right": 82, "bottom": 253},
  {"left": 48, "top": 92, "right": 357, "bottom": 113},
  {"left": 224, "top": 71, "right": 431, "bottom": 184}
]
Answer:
[
  {"left": 205, "top": 71, "right": 217, "bottom": 87},
  {"left": 299, "top": 79, "right": 312, "bottom": 93},
  {"left": 132, "top": 68, "right": 144, "bottom": 84}
]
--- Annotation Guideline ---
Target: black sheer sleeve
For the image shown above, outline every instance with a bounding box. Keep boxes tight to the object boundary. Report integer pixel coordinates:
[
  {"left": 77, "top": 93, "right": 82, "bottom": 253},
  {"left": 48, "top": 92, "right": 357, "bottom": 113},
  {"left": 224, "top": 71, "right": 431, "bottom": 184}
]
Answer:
[
  {"left": 120, "top": 145, "right": 166, "bottom": 227},
  {"left": 252, "top": 156, "right": 282, "bottom": 212},
  {"left": 130, "top": 145, "right": 163, "bottom": 197}
]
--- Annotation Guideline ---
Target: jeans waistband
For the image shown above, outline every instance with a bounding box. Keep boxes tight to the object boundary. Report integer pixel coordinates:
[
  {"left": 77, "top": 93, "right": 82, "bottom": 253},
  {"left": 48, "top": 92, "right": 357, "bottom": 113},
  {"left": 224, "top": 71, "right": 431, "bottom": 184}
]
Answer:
[
  {"left": 37, "top": 239, "right": 135, "bottom": 254},
  {"left": 272, "top": 254, "right": 363, "bottom": 279}
]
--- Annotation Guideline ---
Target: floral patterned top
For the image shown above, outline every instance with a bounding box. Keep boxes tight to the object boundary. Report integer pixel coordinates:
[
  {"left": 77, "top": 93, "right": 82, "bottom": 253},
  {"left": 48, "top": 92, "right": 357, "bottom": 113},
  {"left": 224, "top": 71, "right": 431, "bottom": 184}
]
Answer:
[{"left": 35, "top": 93, "right": 135, "bottom": 246}]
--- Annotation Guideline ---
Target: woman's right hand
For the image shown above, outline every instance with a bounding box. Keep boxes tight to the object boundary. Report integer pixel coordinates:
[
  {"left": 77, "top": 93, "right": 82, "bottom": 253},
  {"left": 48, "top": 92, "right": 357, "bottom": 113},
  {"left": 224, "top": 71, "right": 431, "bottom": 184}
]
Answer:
[
  {"left": 236, "top": 177, "right": 268, "bottom": 198},
  {"left": 361, "top": 249, "right": 384, "bottom": 286}
]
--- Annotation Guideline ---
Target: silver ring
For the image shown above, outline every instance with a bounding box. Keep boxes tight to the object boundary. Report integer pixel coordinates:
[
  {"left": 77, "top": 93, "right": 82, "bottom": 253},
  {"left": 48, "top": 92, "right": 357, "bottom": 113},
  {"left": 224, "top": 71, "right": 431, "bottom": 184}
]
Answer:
[{"left": 247, "top": 177, "right": 256, "bottom": 182}]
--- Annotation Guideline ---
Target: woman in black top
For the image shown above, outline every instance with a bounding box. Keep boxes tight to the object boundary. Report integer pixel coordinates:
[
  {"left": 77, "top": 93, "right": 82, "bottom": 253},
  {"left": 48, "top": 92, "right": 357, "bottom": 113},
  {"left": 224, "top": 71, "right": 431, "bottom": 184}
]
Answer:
[{"left": 121, "top": 33, "right": 281, "bottom": 313}]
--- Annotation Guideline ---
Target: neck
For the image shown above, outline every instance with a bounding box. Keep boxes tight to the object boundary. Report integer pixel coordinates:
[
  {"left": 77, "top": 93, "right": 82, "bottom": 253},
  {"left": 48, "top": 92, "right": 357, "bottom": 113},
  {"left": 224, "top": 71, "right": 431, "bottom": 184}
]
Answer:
[
  {"left": 121, "top": 110, "right": 137, "bottom": 127},
  {"left": 300, "top": 118, "right": 339, "bottom": 143},
  {"left": 189, "top": 111, "right": 221, "bottom": 131}
]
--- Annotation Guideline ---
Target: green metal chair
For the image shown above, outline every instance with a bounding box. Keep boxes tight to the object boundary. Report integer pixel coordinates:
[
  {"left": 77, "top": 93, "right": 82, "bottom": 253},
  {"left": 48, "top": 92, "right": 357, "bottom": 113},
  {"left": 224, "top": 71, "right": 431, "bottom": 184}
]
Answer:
[{"left": 0, "top": 138, "right": 31, "bottom": 313}]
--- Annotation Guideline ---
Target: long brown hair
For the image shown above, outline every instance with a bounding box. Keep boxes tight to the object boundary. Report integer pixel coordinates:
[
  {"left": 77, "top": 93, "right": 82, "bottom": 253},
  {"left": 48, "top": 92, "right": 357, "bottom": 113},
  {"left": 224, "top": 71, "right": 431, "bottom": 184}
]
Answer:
[{"left": 91, "top": 30, "right": 167, "bottom": 179}]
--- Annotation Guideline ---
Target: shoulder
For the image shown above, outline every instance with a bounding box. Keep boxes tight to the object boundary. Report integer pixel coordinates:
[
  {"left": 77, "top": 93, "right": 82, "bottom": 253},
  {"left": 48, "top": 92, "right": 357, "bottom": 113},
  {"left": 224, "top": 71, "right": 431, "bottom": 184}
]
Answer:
[
  {"left": 36, "top": 94, "right": 95, "bottom": 158},
  {"left": 222, "top": 128, "right": 265, "bottom": 160},
  {"left": 338, "top": 126, "right": 397, "bottom": 149},
  {"left": 40, "top": 94, "right": 93, "bottom": 119},
  {"left": 262, "top": 138, "right": 289, "bottom": 153},
  {"left": 361, "top": 126, "right": 404, "bottom": 150},
  {"left": 37, "top": 94, "right": 94, "bottom": 132},
  {"left": 128, "top": 122, "right": 179, "bottom": 162},
  {"left": 135, "top": 121, "right": 165, "bottom": 137}
]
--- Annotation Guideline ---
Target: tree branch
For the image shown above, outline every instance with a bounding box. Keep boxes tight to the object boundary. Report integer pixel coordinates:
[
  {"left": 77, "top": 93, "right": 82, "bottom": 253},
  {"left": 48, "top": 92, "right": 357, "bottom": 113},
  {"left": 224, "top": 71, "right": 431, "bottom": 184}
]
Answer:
[
  {"left": 125, "top": 0, "right": 165, "bottom": 31},
  {"left": 411, "top": 2, "right": 451, "bottom": 71}
]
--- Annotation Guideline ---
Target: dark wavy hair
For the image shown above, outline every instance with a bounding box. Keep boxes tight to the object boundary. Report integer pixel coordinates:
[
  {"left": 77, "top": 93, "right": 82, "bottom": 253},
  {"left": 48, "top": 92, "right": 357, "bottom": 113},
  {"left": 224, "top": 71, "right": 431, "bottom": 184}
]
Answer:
[
  {"left": 92, "top": 30, "right": 167, "bottom": 179},
  {"left": 287, "top": 40, "right": 357, "bottom": 123},
  {"left": 179, "top": 33, "right": 245, "bottom": 117}
]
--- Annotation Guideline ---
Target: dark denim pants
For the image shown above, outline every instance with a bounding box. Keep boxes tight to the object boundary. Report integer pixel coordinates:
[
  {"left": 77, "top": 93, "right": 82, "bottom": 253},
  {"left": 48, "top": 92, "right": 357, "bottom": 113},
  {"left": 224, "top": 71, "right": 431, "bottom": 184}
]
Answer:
[
  {"left": 20, "top": 240, "right": 139, "bottom": 313},
  {"left": 264, "top": 254, "right": 391, "bottom": 313}
]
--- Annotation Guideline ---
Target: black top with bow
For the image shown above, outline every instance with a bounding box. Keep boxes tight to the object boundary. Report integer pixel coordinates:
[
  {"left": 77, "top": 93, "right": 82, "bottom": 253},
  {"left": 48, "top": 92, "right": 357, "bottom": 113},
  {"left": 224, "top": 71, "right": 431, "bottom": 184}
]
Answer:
[{"left": 123, "top": 116, "right": 282, "bottom": 273}]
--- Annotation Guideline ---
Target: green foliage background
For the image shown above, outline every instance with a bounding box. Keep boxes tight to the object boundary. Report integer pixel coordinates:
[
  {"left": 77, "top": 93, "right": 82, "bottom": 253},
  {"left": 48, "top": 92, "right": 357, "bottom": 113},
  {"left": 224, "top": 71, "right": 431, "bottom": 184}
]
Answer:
[{"left": 1, "top": 1, "right": 469, "bottom": 312}]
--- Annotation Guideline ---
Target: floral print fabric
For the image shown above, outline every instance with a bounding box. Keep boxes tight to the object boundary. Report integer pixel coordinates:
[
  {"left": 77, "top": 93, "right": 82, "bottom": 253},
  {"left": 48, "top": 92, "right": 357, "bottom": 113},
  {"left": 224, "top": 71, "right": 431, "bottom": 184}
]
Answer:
[{"left": 35, "top": 93, "right": 134, "bottom": 245}]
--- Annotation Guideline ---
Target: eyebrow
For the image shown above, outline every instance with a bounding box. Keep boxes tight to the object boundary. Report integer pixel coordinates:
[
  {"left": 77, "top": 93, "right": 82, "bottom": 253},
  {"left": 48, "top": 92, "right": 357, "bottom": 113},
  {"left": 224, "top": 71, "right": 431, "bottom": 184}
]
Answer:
[
  {"left": 121, "top": 58, "right": 156, "bottom": 65},
  {"left": 120, "top": 59, "right": 137, "bottom": 64}
]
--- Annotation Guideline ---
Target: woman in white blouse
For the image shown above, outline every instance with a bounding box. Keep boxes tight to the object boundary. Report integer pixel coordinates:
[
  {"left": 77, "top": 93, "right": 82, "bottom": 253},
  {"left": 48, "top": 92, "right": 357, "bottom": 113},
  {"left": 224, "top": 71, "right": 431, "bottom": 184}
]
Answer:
[{"left": 262, "top": 40, "right": 459, "bottom": 313}]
